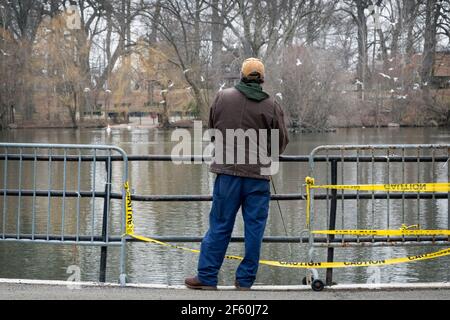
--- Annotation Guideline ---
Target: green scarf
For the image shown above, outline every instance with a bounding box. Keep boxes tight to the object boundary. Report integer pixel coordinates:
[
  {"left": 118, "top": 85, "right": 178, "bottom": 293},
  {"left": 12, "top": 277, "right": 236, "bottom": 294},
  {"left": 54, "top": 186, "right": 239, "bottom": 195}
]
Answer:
[{"left": 235, "top": 81, "right": 270, "bottom": 102}]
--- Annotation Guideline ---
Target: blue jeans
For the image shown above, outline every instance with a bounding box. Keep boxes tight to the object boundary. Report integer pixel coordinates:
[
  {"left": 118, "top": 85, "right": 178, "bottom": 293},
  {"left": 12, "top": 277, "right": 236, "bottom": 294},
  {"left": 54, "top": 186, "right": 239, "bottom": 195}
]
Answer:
[{"left": 197, "top": 174, "right": 270, "bottom": 287}]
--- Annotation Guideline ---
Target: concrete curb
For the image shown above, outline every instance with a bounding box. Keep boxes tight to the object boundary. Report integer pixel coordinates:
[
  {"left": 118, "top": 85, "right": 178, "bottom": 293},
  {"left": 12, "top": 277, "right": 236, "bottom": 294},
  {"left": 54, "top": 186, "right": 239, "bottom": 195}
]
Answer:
[{"left": 1, "top": 278, "right": 449, "bottom": 291}]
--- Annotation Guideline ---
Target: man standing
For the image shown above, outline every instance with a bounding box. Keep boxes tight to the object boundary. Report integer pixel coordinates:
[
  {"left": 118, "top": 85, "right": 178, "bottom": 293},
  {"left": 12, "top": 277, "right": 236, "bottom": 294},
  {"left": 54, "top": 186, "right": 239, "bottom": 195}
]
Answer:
[{"left": 185, "top": 58, "right": 289, "bottom": 290}]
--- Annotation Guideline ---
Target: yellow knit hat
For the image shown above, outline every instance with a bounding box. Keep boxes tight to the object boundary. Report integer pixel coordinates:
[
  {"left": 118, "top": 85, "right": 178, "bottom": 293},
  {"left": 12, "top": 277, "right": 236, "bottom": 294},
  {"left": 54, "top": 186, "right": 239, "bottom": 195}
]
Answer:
[{"left": 241, "top": 58, "right": 265, "bottom": 80}]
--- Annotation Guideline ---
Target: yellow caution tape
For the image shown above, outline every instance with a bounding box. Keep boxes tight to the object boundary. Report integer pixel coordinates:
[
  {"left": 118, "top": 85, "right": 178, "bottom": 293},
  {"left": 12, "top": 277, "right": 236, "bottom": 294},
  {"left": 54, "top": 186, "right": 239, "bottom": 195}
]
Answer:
[
  {"left": 259, "top": 248, "right": 450, "bottom": 268},
  {"left": 124, "top": 182, "right": 249, "bottom": 262},
  {"left": 400, "top": 224, "right": 420, "bottom": 230},
  {"left": 313, "top": 229, "right": 450, "bottom": 236},
  {"left": 311, "top": 182, "right": 450, "bottom": 192},
  {"left": 123, "top": 181, "right": 450, "bottom": 269},
  {"left": 305, "top": 176, "right": 315, "bottom": 228},
  {"left": 304, "top": 176, "right": 450, "bottom": 229},
  {"left": 124, "top": 181, "right": 134, "bottom": 235},
  {"left": 305, "top": 177, "right": 450, "bottom": 193},
  {"left": 129, "top": 231, "right": 450, "bottom": 269},
  {"left": 129, "top": 233, "right": 246, "bottom": 262},
  {"left": 312, "top": 224, "right": 450, "bottom": 236}
]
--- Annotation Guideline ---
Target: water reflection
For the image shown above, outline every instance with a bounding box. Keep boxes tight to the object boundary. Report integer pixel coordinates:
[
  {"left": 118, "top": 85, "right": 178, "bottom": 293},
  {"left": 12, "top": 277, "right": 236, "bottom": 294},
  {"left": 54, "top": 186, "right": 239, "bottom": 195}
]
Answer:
[{"left": 0, "top": 127, "right": 449, "bottom": 285}]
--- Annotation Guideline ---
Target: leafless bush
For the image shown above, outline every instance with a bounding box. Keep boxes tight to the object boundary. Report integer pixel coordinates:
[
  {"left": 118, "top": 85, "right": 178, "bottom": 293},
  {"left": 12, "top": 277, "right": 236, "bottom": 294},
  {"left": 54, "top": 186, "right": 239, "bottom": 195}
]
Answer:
[{"left": 266, "top": 45, "right": 349, "bottom": 130}]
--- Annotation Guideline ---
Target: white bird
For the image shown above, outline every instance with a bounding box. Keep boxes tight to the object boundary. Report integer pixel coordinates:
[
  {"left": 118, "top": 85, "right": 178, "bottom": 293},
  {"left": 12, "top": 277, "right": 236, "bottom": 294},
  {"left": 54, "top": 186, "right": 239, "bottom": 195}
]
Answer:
[
  {"left": 105, "top": 89, "right": 112, "bottom": 94},
  {"left": 442, "top": 158, "right": 449, "bottom": 168},
  {"left": 379, "top": 73, "right": 391, "bottom": 79},
  {"left": 160, "top": 89, "right": 168, "bottom": 95},
  {"left": 413, "top": 83, "right": 420, "bottom": 90},
  {"left": 106, "top": 124, "right": 111, "bottom": 134},
  {"left": 168, "top": 82, "right": 174, "bottom": 88},
  {"left": 275, "top": 93, "right": 283, "bottom": 100},
  {"left": 296, "top": 59, "right": 302, "bottom": 66},
  {"left": 393, "top": 77, "right": 398, "bottom": 82},
  {"left": 183, "top": 68, "right": 191, "bottom": 74},
  {"left": 160, "top": 100, "right": 166, "bottom": 104},
  {"left": 390, "top": 89, "right": 395, "bottom": 93},
  {"left": 355, "top": 79, "right": 363, "bottom": 86},
  {"left": 84, "top": 87, "right": 90, "bottom": 93},
  {"left": 388, "top": 67, "right": 394, "bottom": 71},
  {"left": 201, "top": 76, "right": 205, "bottom": 82},
  {"left": 423, "top": 81, "right": 428, "bottom": 86},
  {"left": 42, "top": 69, "right": 48, "bottom": 74}
]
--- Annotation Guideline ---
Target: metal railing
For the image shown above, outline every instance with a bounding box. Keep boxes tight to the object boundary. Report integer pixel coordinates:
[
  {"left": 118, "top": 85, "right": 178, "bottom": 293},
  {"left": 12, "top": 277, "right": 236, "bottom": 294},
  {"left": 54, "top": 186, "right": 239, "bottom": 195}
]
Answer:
[
  {"left": 307, "top": 144, "right": 450, "bottom": 286},
  {"left": 0, "top": 143, "right": 129, "bottom": 284},
  {"left": 1, "top": 143, "right": 449, "bottom": 287}
]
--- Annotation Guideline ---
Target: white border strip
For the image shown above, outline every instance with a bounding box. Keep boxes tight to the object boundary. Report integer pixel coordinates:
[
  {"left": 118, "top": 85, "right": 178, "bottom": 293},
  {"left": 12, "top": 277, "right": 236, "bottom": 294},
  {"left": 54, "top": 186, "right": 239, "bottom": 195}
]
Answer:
[{"left": 0, "top": 278, "right": 449, "bottom": 291}]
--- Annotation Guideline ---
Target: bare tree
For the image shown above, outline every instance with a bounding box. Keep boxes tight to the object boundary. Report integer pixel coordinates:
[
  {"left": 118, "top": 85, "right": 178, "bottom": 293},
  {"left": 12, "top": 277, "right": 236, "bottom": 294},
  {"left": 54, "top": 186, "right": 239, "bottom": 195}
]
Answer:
[
  {"left": 1, "top": 0, "right": 449, "bottom": 130},
  {"left": 0, "top": 0, "right": 47, "bottom": 120},
  {"left": 438, "top": 1, "right": 450, "bottom": 43},
  {"left": 421, "top": 0, "right": 440, "bottom": 86},
  {"left": 341, "top": 0, "right": 371, "bottom": 100},
  {"left": 141, "top": 0, "right": 212, "bottom": 123},
  {"left": 278, "top": 45, "right": 346, "bottom": 129}
]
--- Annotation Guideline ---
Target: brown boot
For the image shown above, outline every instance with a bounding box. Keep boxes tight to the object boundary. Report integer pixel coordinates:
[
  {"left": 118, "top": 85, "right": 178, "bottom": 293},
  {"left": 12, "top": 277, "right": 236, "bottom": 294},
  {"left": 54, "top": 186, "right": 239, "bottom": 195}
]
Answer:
[
  {"left": 235, "top": 280, "right": 251, "bottom": 291},
  {"left": 185, "top": 277, "right": 217, "bottom": 290}
]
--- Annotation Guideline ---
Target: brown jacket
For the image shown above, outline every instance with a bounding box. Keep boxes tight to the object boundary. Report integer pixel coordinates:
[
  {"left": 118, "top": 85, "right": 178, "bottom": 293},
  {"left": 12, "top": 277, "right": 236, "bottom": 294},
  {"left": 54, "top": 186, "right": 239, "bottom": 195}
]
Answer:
[{"left": 208, "top": 87, "right": 289, "bottom": 180}]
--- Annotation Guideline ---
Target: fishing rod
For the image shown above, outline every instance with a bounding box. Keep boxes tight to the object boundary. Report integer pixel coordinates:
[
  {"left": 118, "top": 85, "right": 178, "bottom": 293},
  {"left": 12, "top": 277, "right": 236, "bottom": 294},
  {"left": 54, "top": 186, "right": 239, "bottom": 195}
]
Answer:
[{"left": 270, "top": 178, "right": 294, "bottom": 259}]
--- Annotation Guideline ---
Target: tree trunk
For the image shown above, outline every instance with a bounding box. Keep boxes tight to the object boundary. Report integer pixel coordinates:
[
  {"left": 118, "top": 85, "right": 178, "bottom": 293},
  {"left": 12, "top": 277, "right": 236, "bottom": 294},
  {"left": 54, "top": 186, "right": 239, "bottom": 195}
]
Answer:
[
  {"left": 191, "top": 85, "right": 209, "bottom": 123},
  {"left": 68, "top": 90, "right": 79, "bottom": 128},
  {"left": 390, "top": 1, "right": 402, "bottom": 60},
  {"left": 306, "top": 0, "right": 317, "bottom": 45},
  {"left": 105, "top": 3, "right": 113, "bottom": 88},
  {"left": 421, "top": 0, "right": 439, "bottom": 86},
  {"left": 240, "top": 0, "right": 257, "bottom": 56},
  {"left": 377, "top": 29, "right": 389, "bottom": 71},
  {"left": 211, "top": 0, "right": 225, "bottom": 89},
  {"left": 149, "top": 0, "right": 162, "bottom": 43},
  {"left": 355, "top": 1, "right": 369, "bottom": 100},
  {"left": 160, "top": 86, "right": 170, "bottom": 128},
  {"left": 401, "top": 0, "right": 420, "bottom": 90},
  {"left": 421, "top": 0, "right": 441, "bottom": 115},
  {"left": 19, "top": 42, "right": 34, "bottom": 121}
]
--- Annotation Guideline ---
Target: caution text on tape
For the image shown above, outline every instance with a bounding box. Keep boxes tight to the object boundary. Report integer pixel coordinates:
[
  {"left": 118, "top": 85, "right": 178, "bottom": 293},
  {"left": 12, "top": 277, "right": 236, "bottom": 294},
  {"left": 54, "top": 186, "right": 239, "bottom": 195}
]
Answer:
[
  {"left": 304, "top": 177, "right": 450, "bottom": 228},
  {"left": 313, "top": 229, "right": 450, "bottom": 236},
  {"left": 123, "top": 182, "right": 450, "bottom": 269},
  {"left": 310, "top": 182, "right": 450, "bottom": 193}
]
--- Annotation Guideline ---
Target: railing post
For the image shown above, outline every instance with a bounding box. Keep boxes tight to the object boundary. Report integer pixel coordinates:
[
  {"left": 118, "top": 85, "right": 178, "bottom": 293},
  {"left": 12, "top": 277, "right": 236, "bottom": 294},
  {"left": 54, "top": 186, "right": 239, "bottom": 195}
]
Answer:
[
  {"left": 99, "top": 156, "right": 112, "bottom": 282},
  {"left": 326, "top": 160, "right": 338, "bottom": 286}
]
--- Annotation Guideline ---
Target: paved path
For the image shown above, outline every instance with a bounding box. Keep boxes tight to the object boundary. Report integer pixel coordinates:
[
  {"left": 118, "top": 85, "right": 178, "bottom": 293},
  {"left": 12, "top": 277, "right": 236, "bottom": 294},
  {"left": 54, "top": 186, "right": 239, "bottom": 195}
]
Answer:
[{"left": 1, "top": 279, "right": 450, "bottom": 300}]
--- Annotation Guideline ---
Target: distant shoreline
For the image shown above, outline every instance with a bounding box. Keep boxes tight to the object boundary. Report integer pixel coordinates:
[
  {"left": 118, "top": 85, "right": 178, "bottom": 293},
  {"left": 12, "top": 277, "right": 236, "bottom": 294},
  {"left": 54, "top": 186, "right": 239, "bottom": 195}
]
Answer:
[{"left": 2, "top": 118, "right": 447, "bottom": 131}]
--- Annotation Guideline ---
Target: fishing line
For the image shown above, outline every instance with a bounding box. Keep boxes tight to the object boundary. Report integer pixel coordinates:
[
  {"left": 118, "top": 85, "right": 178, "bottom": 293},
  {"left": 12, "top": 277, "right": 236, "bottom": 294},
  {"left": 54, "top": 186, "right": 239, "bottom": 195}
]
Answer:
[{"left": 270, "top": 178, "right": 294, "bottom": 259}]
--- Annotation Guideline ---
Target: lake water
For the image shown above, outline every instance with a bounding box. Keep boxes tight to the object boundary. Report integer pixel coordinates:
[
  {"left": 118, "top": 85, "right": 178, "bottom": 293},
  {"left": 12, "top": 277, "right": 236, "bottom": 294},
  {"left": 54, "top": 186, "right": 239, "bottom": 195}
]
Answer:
[{"left": 0, "top": 126, "right": 449, "bottom": 286}]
